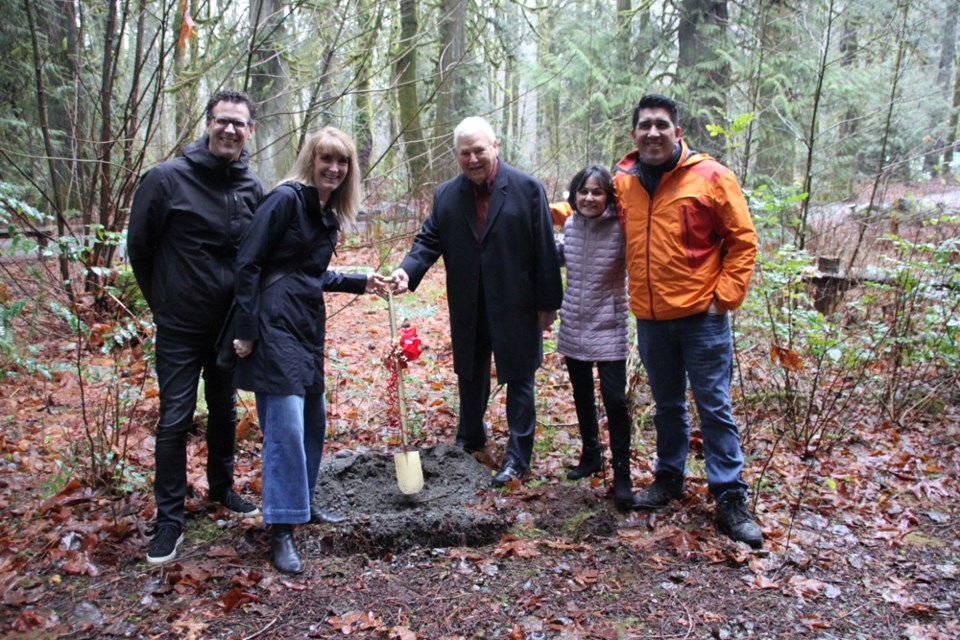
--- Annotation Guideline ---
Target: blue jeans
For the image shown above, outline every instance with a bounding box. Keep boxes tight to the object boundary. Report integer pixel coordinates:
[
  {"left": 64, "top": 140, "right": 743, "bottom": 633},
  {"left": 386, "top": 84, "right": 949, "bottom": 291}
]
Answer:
[
  {"left": 154, "top": 327, "right": 236, "bottom": 527},
  {"left": 635, "top": 312, "right": 747, "bottom": 502},
  {"left": 255, "top": 392, "right": 326, "bottom": 524}
]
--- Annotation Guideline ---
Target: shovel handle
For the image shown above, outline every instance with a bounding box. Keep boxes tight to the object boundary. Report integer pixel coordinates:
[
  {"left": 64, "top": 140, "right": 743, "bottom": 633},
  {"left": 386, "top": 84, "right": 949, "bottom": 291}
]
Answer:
[{"left": 387, "top": 290, "right": 410, "bottom": 448}]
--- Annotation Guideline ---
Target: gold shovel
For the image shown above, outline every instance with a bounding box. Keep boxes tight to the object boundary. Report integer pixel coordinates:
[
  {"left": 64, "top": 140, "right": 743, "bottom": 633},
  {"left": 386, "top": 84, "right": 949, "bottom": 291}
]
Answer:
[{"left": 388, "top": 290, "right": 424, "bottom": 495}]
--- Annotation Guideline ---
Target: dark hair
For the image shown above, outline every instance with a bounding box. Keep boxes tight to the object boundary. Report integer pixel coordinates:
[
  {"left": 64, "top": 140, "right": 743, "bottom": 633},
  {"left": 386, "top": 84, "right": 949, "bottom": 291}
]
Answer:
[
  {"left": 566, "top": 164, "right": 614, "bottom": 212},
  {"left": 632, "top": 93, "right": 679, "bottom": 128},
  {"left": 205, "top": 90, "right": 257, "bottom": 122}
]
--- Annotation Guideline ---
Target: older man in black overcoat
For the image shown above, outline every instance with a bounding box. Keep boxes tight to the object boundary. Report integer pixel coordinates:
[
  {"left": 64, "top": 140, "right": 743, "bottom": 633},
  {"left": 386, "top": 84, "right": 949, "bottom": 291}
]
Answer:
[{"left": 392, "top": 116, "right": 563, "bottom": 486}]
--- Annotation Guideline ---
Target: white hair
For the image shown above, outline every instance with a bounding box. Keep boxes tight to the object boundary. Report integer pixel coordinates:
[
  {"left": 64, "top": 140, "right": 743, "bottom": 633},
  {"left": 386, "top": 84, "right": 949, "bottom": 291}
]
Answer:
[{"left": 453, "top": 116, "right": 497, "bottom": 149}]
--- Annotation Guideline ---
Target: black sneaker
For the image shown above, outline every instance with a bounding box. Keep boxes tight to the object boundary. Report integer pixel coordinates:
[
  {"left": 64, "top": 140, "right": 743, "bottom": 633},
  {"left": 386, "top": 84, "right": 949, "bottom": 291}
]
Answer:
[
  {"left": 146, "top": 524, "right": 184, "bottom": 565},
  {"left": 717, "top": 494, "right": 763, "bottom": 548},
  {"left": 216, "top": 490, "right": 261, "bottom": 518},
  {"left": 632, "top": 471, "right": 685, "bottom": 509}
]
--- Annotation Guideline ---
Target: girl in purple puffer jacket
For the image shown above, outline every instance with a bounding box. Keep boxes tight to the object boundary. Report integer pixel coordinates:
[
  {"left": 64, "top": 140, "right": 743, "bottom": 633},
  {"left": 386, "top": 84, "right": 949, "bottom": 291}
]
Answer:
[{"left": 553, "top": 165, "right": 633, "bottom": 509}]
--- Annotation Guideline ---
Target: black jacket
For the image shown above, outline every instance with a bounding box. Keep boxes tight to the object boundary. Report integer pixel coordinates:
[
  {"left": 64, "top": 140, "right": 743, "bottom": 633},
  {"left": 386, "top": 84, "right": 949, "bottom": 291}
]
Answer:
[
  {"left": 233, "top": 183, "right": 368, "bottom": 395},
  {"left": 399, "top": 161, "right": 562, "bottom": 382},
  {"left": 127, "top": 135, "right": 263, "bottom": 334}
]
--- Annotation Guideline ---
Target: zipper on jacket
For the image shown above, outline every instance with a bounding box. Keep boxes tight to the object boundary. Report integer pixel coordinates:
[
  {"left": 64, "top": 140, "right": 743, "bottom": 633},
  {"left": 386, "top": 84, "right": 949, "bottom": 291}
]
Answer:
[
  {"left": 642, "top": 157, "right": 689, "bottom": 321},
  {"left": 645, "top": 195, "right": 656, "bottom": 320},
  {"left": 219, "top": 188, "right": 235, "bottom": 293},
  {"left": 578, "top": 216, "right": 589, "bottom": 353},
  {"left": 224, "top": 189, "right": 233, "bottom": 241}
]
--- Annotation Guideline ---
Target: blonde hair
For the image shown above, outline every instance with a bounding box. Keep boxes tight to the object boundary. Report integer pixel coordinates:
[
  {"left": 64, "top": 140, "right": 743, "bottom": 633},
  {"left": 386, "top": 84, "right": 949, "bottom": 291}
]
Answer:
[{"left": 283, "top": 126, "right": 362, "bottom": 223}]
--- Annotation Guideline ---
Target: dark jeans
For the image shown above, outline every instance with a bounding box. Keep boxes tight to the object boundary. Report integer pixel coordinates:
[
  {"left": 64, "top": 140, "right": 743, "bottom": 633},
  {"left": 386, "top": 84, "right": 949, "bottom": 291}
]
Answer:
[
  {"left": 564, "top": 357, "right": 631, "bottom": 464},
  {"left": 154, "top": 327, "right": 237, "bottom": 527}
]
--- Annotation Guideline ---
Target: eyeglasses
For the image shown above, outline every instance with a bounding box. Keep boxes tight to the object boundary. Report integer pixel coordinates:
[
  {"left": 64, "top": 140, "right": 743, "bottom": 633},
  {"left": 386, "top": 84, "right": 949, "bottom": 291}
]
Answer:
[{"left": 212, "top": 116, "right": 252, "bottom": 130}]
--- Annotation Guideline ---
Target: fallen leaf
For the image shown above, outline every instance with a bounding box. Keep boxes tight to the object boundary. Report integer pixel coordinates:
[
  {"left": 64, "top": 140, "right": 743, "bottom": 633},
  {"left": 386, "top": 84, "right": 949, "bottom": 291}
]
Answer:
[
  {"left": 389, "top": 625, "right": 418, "bottom": 639},
  {"left": 221, "top": 587, "right": 259, "bottom": 613},
  {"left": 493, "top": 538, "right": 541, "bottom": 558},
  {"left": 171, "top": 617, "right": 209, "bottom": 640}
]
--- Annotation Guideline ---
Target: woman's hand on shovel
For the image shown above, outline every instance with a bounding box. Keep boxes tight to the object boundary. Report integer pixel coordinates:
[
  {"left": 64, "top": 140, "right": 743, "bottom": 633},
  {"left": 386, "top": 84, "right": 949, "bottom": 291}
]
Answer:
[{"left": 366, "top": 272, "right": 390, "bottom": 297}]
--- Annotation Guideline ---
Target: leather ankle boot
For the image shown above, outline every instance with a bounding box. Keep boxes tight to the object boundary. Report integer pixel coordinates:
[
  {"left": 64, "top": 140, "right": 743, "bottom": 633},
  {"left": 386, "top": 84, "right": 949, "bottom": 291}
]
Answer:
[
  {"left": 270, "top": 524, "right": 304, "bottom": 575},
  {"left": 567, "top": 443, "right": 603, "bottom": 480},
  {"left": 611, "top": 459, "right": 634, "bottom": 509}
]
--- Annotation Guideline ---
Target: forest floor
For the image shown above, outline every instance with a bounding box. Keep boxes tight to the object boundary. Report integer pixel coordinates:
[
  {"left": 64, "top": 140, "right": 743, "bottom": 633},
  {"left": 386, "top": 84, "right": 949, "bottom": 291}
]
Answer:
[{"left": 0, "top": 234, "right": 958, "bottom": 639}]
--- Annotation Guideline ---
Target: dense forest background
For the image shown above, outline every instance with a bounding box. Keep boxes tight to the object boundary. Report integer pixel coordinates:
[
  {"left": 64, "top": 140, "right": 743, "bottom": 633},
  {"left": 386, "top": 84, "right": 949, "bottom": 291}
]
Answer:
[
  {"left": 5, "top": 0, "right": 960, "bottom": 259},
  {"left": 1, "top": 0, "right": 959, "bottom": 477},
  {"left": 0, "top": 2, "right": 958, "bottom": 637}
]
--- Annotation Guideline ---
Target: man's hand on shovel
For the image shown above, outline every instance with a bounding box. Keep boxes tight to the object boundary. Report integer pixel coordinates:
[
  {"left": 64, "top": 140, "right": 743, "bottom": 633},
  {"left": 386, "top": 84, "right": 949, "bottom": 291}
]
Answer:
[{"left": 389, "top": 268, "right": 410, "bottom": 295}]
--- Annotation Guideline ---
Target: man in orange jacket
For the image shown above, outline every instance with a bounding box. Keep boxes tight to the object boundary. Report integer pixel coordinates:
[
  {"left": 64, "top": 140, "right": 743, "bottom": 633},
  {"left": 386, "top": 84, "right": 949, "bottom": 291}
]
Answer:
[{"left": 616, "top": 94, "right": 762, "bottom": 547}]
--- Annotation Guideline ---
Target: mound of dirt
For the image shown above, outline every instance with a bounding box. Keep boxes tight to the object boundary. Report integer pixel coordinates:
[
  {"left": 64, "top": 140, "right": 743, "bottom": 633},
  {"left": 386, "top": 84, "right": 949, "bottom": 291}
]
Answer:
[{"left": 312, "top": 444, "right": 509, "bottom": 554}]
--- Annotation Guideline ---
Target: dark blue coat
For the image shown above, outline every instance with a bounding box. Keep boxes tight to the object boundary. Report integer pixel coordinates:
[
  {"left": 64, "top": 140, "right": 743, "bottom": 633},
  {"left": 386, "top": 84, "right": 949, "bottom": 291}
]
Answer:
[
  {"left": 233, "top": 182, "right": 367, "bottom": 394},
  {"left": 400, "top": 161, "right": 563, "bottom": 382}
]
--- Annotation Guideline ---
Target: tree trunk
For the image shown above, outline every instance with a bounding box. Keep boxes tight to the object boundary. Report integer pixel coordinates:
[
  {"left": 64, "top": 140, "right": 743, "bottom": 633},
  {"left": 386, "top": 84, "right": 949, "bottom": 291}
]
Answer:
[
  {"left": 86, "top": 0, "right": 121, "bottom": 289},
  {"left": 396, "top": 0, "right": 428, "bottom": 193},
  {"left": 923, "top": 0, "right": 959, "bottom": 174},
  {"left": 167, "top": 0, "right": 200, "bottom": 155},
  {"left": 677, "top": 0, "right": 729, "bottom": 160},
  {"left": 247, "top": 0, "right": 296, "bottom": 185},
  {"left": 104, "top": 0, "right": 150, "bottom": 271},
  {"left": 430, "top": 0, "right": 469, "bottom": 186},
  {"left": 353, "top": 0, "right": 382, "bottom": 177},
  {"left": 943, "top": 51, "right": 960, "bottom": 167},
  {"left": 847, "top": 0, "right": 911, "bottom": 275},
  {"left": 748, "top": 0, "right": 797, "bottom": 187},
  {"left": 797, "top": 0, "right": 837, "bottom": 251},
  {"left": 492, "top": 0, "right": 525, "bottom": 166},
  {"left": 23, "top": 0, "right": 70, "bottom": 285},
  {"left": 41, "top": 0, "right": 86, "bottom": 222}
]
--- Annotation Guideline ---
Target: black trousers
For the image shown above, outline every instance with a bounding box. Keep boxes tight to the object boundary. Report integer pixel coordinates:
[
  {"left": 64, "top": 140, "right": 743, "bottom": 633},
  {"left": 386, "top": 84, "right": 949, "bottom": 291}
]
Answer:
[
  {"left": 564, "top": 357, "right": 631, "bottom": 464},
  {"left": 456, "top": 292, "right": 537, "bottom": 470},
  {"left": 153, "top": 327, "right": 237, "bottom": 527}
]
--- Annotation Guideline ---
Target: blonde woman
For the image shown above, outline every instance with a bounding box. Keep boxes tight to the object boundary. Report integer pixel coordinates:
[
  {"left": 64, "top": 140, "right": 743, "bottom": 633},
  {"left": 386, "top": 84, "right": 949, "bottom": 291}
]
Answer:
[{"left": 232, "top": 127, "right": 386, "bottom": 573}]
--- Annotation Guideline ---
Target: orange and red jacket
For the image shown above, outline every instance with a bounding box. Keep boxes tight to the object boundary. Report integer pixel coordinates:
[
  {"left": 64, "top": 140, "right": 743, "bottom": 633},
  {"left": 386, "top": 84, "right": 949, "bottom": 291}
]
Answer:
[{"left": 613, "top": 139, "right": 757, "bottom": 321}]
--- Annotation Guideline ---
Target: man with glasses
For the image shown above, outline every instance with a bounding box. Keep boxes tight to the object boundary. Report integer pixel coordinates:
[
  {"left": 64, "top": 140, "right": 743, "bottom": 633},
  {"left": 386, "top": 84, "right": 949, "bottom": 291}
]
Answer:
[{"left": 128, "top": 90, "right": 263, "bottom": 564}]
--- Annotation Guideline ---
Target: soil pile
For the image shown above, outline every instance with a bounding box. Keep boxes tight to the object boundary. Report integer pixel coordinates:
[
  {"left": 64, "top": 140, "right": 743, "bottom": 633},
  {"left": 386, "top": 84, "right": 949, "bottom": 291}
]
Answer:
[{"left": 312, "top": 444, "right": 509, "bottom": 554}]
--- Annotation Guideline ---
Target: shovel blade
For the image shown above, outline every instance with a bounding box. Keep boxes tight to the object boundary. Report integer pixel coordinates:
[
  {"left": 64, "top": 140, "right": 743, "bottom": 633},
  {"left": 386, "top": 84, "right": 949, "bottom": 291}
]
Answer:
[{"left": 394, "top": 451, "right": 424, "bottom": 494}]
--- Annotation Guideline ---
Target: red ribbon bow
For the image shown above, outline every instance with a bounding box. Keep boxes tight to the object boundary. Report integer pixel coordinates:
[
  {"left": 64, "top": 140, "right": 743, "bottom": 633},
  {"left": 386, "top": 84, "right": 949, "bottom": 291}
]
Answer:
[
  {"left": 384, "top": 326, "right": 421, "bottom": 430},
  {"left": 398, "top": 327, "right": 422, "bottom": 367}
]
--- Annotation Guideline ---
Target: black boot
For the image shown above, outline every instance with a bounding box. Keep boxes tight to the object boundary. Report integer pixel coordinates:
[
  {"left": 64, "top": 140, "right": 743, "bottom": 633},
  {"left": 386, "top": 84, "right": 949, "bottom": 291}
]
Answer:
[
  {"left": 632, "top": 471, "right": 685, "bottom": 510},
  {"left": 611, "top": 458, "right": 634, "bottom": 510},
  {"left": 310, "top": 505, "right": 345, "bottom": 524},
  {"left": 566, "top": 364, "right": 603, "bottom": 481},
  {"left": 605, "top": 398, "right": 634, "bottom": 509},
  {"left": 717, "top": 493, "right": 763, "bottom": 548},
  {"left": 270, "top": 524, "right": 303, "bottom": 575},
  {"left": 567, "top": 443, "right": 603, "bottom": 480}
]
